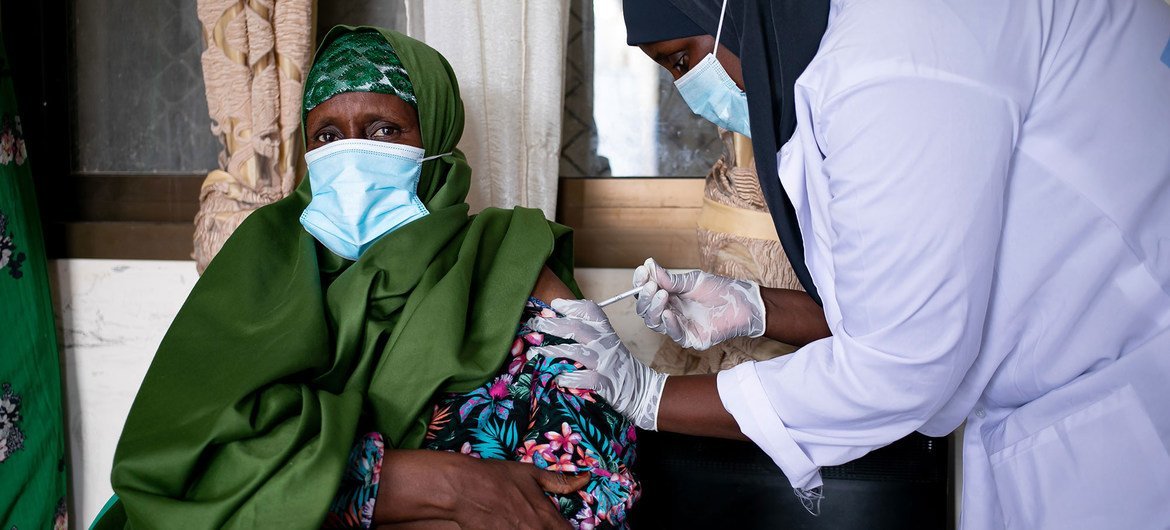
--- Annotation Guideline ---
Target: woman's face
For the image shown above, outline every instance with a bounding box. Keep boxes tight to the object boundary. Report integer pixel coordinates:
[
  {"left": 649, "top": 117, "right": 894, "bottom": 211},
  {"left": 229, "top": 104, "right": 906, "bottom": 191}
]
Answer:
[
  {"left": 305, "top": 91, "right": 423, "bottom": 152},
  {"left": 639, "top": 35, "right": 745, "bottom": 90}
]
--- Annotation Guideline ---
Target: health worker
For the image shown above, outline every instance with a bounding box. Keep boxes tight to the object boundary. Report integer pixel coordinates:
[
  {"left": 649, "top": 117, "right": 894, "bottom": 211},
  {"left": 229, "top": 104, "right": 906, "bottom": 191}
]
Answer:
[{"left": 527, "top": 0, "right": 1170, "bottom": 528}]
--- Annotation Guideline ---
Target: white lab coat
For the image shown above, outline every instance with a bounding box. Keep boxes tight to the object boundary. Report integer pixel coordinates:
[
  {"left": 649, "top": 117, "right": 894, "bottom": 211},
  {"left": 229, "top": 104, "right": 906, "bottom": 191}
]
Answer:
[{"left": 715, "top": 0, "right": 1170, "bottom": 528}]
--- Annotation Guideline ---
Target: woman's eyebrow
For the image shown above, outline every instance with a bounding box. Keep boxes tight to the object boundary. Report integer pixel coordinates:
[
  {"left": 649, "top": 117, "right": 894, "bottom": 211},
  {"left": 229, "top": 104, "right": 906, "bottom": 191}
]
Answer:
[
  {"left": 351, "top": 110, "right": 409, "bottom": 124},
  {"left": 308, "top": 117, "right": 337, "bottom": 133}
]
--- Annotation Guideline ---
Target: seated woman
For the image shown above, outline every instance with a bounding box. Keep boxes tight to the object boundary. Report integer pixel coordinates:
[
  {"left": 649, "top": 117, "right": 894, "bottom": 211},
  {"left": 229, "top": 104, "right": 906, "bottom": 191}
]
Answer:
[{"left": 92, "top": 27, "right": 636, "bottom": 530}]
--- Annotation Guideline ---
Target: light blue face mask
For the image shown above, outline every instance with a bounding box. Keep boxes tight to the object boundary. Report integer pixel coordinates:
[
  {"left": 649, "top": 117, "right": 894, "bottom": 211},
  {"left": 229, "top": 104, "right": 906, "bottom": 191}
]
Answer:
[
  {"left": 673, "top": 0, "right": 752, "bottom": 137},
  {"left": 300, "top": 139, "right": 447, "bottom": 260}
]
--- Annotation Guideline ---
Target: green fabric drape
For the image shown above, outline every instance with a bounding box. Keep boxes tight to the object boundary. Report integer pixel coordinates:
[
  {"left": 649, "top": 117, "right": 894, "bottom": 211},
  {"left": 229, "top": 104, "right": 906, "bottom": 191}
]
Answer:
[
  {"left": 0, "top": 36, "right": 70, "bottom": 530},
  {"left": 94, "top": 27, "right": 577, "bottom": 529}
]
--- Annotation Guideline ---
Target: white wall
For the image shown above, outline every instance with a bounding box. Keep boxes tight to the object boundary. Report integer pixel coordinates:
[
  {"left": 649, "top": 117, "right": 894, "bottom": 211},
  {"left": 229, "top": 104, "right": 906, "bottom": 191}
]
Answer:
[
  {"left": 51, "top": 260, "right": 198, "bottom": 526},
  {"left": 50, "top": 259, "right": 657, "bottom": 526}
]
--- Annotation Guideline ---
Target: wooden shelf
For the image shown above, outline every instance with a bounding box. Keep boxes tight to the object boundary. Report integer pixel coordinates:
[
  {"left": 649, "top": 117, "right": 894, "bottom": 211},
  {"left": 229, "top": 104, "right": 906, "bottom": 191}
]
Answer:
[{"left": 557, "top": 178, "right": 704, "bottom": 269}]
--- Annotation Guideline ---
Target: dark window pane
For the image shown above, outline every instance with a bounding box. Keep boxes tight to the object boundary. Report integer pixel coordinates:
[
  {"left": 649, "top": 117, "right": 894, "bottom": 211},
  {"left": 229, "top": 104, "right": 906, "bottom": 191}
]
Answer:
[
  {"left": 315, "top": 0, "right": 408, "bottom": 46},
  {"left": 72, "top": 0, "right": 219, "bottom": 173}
]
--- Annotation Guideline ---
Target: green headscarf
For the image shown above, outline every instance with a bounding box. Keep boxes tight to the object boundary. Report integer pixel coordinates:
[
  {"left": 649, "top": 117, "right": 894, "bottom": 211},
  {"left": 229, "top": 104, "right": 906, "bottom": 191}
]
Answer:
[
  {"left": 94, "top": 27, "right": 577, "bottom": 529},
  {"left": 303, "top": 30, "right": 417, "bottom": 112}
]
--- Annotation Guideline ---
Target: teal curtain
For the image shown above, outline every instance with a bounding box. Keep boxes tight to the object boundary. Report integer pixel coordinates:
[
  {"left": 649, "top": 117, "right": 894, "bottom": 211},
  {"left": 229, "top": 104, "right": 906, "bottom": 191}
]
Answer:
[{"left": 0, "top": 34, "right": 70, "bottom": 530}]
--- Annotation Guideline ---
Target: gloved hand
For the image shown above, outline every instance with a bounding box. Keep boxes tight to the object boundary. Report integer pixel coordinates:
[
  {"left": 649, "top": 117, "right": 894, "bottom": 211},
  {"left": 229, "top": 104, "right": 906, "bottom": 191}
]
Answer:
[
  {"left": 633, "top": 257, "right": 766, "bottom": 350},
  {"left": 527, "top": 299, "right": 668, "bottom": 431}
]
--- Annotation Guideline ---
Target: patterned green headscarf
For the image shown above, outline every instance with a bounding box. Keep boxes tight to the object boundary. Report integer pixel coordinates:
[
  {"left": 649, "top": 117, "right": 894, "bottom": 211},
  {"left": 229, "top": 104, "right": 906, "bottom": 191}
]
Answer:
[
  {"left": 94, "top": 27, "right": 578, "bottom": 529},
  {"left": 303, "top": 29, "right": 417, "bottom": 113}
]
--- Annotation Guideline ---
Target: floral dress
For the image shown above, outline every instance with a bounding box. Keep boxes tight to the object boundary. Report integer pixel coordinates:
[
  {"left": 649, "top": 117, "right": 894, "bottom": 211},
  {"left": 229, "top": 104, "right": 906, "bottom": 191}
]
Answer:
[
  {"left": 0, "top": 43, "right": 69, "bottom": 530},
  {"left": 325, "top": 298, "right": 640, "bottom": 529}
]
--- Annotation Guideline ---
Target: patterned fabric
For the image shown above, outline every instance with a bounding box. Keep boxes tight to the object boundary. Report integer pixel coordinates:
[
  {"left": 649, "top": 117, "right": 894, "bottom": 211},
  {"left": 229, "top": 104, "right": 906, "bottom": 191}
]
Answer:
[
  {"left": 0, "top": 36, "right": 69, "bottom": 530},
  {"left": 323, "top": 432, "right": 384, "bottom": 529},
  {"left": 304, "top": 30, "right": 416, "bottom": 114},
  {"left": 0, "top": 207, "right": 26, "bottom": 279},
  {"left": 327, "top": 299, "right": 640, "bottom": 529}
]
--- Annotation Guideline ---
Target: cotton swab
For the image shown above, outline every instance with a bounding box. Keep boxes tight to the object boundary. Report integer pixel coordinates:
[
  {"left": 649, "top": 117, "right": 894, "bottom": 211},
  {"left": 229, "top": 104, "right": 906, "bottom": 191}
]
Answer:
[{"left": 596, "top": 286, "right": 642, "bottom": 308}]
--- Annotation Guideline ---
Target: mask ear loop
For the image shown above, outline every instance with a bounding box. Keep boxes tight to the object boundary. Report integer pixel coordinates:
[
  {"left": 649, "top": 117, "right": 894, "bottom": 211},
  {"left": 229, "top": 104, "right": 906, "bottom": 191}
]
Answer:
[
  {"left": 713, "top": 0, "right": 729, "bottom": 56},
  {"left": 421, "top": 151, "right": 452, "bottom": 163}
]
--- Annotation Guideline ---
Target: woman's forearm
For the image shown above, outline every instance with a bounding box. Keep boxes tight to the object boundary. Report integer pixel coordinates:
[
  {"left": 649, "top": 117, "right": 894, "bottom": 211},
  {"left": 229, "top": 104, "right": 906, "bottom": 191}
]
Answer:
[
  {"left": 372, "top": 447, "right": 587, "bottom": 527},
  {"left": 373, "top": 450, "right": 457, "bottom": 524},
  {"left": 655, "top": 374, "right": 747, "bottom": 440},
  {"left": 759, "top": 287, "right": 831, "bottom": 346}
]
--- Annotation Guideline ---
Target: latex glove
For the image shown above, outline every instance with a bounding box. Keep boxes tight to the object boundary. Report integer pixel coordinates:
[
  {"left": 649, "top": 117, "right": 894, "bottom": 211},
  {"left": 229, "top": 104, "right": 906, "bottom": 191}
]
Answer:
[
  {"left": 527, "top": 299, "right": 667, "bottom": 431},
  {"left": 632, "top": 257, "right": 765, "bottom": 350}
]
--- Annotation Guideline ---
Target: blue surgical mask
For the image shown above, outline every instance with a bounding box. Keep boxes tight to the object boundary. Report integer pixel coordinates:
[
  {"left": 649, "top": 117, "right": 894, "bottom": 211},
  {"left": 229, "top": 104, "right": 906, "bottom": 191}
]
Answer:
[
  {"left": 672, "top": 0, "right": 751, "bottom": 137},
  {"left": 300, "top": 139, "right": 447, "bottom": 260}
]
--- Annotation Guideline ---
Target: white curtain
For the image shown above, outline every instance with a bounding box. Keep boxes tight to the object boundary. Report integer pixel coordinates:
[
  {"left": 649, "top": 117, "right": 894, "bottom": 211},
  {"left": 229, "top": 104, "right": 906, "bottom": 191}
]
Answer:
[{"left": 415, "top": 1, "right": 569, "bottom": 219}]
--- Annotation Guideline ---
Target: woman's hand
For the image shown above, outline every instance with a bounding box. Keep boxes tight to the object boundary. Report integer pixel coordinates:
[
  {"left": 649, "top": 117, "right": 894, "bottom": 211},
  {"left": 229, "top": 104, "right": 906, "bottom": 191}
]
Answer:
[
  {"left": 528, "top": 299, "right": 668, "bottom": 431},
  {"left": 635, "top": 258, "right": 831, "bottom": 347},
  {"left": 632, "top": 258, "right": 766, "bottom": 350},
  {"left": 374, "top": 449, "right": 587, "bottom": 529},
  {"left": 448, "top": 456, "right": 589, "bottom": 530}
]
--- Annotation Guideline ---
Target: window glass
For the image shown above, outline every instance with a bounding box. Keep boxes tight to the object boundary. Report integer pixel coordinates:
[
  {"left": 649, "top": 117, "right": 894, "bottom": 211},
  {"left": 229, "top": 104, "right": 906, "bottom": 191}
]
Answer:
[
  {"left": 70, "top": 0, "right": 412, "bottom": 174},
  {"left": 561, "top": 0, "right": 721, "bottom": 178},
  {"left": 315, "top": 0, "right": 409, "bottom": 46},
  {"left": 72, "top": 0, "right": 219, "bottom": 173}
]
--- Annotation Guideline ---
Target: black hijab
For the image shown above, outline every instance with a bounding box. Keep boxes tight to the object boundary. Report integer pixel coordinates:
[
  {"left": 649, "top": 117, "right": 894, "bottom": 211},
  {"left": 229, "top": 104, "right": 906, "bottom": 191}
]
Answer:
[
  {"left": 627, "top": 0, "right": 734, "bottom": 55},
  {"left": 623, "top": 0, "right": 707, "bottom": 46},
  {"left": 659, "top": 0, "right": 830, "bottom": 305}
]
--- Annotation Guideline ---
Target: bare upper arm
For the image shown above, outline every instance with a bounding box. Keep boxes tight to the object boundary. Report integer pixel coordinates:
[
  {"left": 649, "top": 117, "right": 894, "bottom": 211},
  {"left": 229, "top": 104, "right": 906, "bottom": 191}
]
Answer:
[{"left": 530, "top": 266, "right": 575, "bottom": 306}]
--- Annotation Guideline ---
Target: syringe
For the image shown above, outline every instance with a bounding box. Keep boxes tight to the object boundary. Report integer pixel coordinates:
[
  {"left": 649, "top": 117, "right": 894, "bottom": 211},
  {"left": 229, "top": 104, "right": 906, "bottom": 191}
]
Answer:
[{"left": 596, "top": 286, "right": 642, "bottom": 308}]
